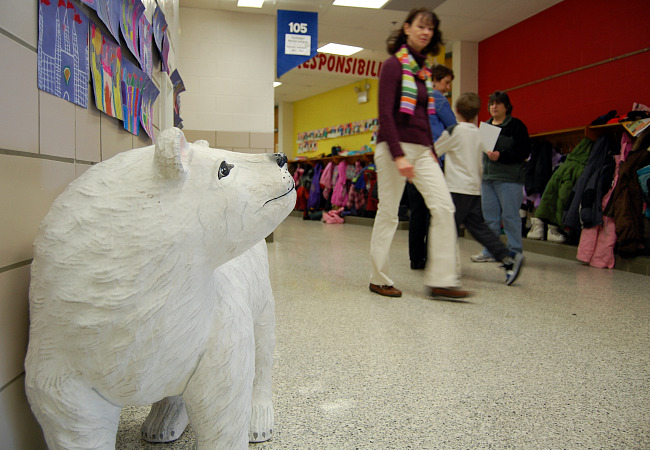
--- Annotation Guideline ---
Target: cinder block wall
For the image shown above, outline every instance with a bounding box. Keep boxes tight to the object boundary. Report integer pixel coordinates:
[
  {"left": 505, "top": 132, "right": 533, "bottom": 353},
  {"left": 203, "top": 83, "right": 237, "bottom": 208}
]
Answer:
[{"left": 182, "top": 129, "right": 275, "bottom": 154}]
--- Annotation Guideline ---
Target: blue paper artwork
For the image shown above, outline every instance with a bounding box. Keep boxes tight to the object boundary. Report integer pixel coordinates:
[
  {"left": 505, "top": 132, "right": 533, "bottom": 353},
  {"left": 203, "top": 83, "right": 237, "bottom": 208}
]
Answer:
[
  {"left": 170, "top": 69, "right": 185, "bottom": 128},
  {"left": 121, "top": 58, "right": 147, "bottom": 135},
  {"left": 138, "top": 13, "right": 153, "bottom": 78},
  {"left": 38, "top": 0, "right": 90, "bottom": 108},
  {"left": 120, "top": 0, "right": 145, "bottom": 63},
  {"left": 95, "top": 0, "right": 121, "bottom": 42},
  {"left": 152, "top": 5, "right": 167, "bottom": 55},
  {"left": 152, "top": 5, "right": 171, "bottom": 73},
  {"left": 89, "top": 20, "right": 123, "bottom": 120},
  {"left": 140, "top": 80, "right": 159, "bottom": 142},
  {"left": 161, "top": 31, "right": 171, "bottom": 74}
]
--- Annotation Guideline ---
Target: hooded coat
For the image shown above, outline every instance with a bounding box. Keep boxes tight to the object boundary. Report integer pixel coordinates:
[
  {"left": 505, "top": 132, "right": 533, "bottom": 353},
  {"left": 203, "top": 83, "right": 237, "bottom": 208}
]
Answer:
[
  {"left": 563, "top": 134, "right": 617, "bottom": 230},
  {"left": 603, "top": 132, "right": 650, "bottom": 256},
  {"left": 535, "top": 138, "right": 594, "bottom": 227}
]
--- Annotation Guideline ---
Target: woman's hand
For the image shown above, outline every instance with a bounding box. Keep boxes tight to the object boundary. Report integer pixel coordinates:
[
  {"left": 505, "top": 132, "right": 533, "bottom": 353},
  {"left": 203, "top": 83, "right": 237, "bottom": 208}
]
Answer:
[
  {"left": 487, "top": 150, "right": 500, "bottom": 161},
  {"left": 394, "top": 156, "right": 415, "bottom": 180}
]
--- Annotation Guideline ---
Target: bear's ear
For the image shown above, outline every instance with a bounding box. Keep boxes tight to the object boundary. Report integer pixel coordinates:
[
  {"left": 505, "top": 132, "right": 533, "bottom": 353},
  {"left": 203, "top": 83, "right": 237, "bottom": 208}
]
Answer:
[
  {"left": 155, "top": 127, "right": 191, "bottom": 179},
  {"left": 194, "top": 139, "right": 210, "bottom": 147}
]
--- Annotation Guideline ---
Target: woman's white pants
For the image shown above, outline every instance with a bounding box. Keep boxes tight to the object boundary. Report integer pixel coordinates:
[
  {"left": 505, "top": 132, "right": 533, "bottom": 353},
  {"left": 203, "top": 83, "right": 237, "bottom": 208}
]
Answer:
[{"left": 370, "top": 142, "right": 460, "bottom": 288}]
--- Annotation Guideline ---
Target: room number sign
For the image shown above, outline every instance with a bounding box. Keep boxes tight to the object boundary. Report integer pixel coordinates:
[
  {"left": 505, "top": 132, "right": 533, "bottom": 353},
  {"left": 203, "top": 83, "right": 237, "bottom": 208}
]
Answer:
[
  {"left": 277, "top": 10, "right": 318, "bottom": 77},
  {"left": 288, "top": 22, "right": 308, "bottom": 34}
]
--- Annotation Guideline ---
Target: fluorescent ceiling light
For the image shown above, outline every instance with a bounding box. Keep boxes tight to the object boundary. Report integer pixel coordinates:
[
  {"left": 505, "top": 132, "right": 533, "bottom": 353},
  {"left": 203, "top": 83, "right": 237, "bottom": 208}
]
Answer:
[
  {"left": 237, "top": 0, "right": 264, "bottom": 7},
  {"left": 332, "top": 0, "right": 389, "bottom": 8},
  {"left": 273, "top": 82, "right": 282, "bottom": 88},
  {"left": 318, "top": 43, "right": 363, "bottom": 56}
]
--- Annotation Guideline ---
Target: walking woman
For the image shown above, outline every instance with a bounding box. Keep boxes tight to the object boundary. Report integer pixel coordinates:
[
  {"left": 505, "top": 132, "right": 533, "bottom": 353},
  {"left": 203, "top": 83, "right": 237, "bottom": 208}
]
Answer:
[{"left": 369, "top": 8, "right": 469, "bottom": 299}]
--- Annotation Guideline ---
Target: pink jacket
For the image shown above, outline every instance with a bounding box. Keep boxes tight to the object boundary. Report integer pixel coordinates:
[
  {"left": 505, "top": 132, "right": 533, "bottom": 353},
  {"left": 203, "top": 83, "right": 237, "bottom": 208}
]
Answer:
[
  {"left": 331, "top": 161, "right": 348, "bottom": 207},
  {"left": 320, "top": 162, "right": 335, "bottom": 200},
  {"left": 576, "top": 133, "right": 633, "bottom": 268}
]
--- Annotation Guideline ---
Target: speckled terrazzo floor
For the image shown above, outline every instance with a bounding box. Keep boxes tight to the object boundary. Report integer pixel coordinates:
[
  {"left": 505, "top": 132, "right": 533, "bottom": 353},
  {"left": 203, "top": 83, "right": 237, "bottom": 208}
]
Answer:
[{"left": 116, "top": 215, "right": 650, "bottom": 449}]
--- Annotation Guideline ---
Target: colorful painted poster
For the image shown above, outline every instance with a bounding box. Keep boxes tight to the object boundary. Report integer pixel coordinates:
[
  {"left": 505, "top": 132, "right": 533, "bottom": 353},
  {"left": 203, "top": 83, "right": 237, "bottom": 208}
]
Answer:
[
  {"left": 138, "top": 13, "right": 153, "bottom": 78},
  {"left": 170, "top": 69, "right": 185, "bottom": 127},
  {"left": 152, "top": 5, "right": 167, "bottom": 55},
  {"left": 140, "top": 80, "right": 159, "bottom": 142},
  {"left": 120, "top": 0, "right": 145, "bottom": 63},
  {"left": 95, "top": 0, "right": 121, "bottom": 42},
  {"left": 38, "top": 0, "right": 90, "bottom": 108},
  {"left": 121, "top": 59, "right": 147, "bottom": 135},
  {"left": 89, "top": 21, "right": 123, "bottom": 120}
]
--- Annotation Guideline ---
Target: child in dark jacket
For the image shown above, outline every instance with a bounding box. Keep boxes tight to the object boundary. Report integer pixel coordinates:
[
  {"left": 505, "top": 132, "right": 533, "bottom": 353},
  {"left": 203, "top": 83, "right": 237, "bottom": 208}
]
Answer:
[{"left": 435, "top": 92, "right": 524, "bottom": 285}]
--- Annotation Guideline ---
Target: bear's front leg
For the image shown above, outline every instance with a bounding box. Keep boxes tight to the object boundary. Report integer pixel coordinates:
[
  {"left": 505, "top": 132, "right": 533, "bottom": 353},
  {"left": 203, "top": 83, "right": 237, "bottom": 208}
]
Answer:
[
  {"left": 182, "top": 302, "right": 256, "bottom": 449},
  {"left": 249, "top": 274, "right": 276, "bottom": 443}
]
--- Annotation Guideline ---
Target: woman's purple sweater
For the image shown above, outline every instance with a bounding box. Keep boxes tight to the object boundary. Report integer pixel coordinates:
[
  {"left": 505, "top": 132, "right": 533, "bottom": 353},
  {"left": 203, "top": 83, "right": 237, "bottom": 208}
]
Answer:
[{"left": 376, "top": 47, "right": 434, "bottom": 160}]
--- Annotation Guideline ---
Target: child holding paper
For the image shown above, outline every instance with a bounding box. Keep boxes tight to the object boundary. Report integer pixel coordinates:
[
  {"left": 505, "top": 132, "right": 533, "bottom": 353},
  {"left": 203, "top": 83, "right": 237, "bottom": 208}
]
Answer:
[{"left": 435, "top": 93, "right": 524, "bottom": 285}]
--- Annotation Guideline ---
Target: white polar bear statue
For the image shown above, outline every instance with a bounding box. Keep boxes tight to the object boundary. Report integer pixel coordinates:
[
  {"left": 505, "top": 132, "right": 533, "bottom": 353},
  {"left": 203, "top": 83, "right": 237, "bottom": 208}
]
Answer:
[{"left": 24, "top": 127, "right": 296, "bottom": 449}]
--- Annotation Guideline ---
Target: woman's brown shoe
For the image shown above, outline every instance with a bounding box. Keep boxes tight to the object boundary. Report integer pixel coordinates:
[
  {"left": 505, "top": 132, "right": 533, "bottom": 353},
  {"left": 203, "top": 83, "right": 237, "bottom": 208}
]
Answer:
[
  {"left": 428, "top": 287, "right": 470, "bottom": 299},
  {"left": 369, "top": 283, "right": 402, "bottom": 297}
]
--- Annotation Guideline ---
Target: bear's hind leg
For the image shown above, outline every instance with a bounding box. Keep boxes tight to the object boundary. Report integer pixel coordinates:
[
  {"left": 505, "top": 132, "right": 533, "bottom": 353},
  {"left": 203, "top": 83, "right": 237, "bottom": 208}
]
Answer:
[
  {"left": 25, "top": 368, "right": 122, "bottom": 450},
  {"left": 141, "top": 395, "right": 190, "bottom": 443}
]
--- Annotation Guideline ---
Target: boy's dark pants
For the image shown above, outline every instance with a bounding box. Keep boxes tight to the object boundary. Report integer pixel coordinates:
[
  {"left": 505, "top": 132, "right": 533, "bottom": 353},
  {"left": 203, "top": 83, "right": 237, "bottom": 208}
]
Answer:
[
  {"left": 452, "top": 193, "right": 510, "bottom": 262},
  {"left": 406, "top": 182, "right": 430, "bottom": 264}
]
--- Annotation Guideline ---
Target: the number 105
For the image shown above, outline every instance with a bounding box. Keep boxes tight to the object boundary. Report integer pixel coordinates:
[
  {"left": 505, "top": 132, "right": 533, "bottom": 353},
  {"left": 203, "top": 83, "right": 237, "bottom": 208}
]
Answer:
[{"left": 288, "top": 22, "right": 308, "bottom": 34}]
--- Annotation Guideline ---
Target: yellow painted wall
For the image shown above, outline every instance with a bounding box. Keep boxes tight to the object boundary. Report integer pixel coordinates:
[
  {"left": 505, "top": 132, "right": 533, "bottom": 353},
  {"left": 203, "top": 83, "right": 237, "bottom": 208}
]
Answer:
[
  {"left": 290, "top": 46, "right": 447, "bottom": 160},
  {"left": 292, "top": 78, "right": 379, "bottom": 159}
]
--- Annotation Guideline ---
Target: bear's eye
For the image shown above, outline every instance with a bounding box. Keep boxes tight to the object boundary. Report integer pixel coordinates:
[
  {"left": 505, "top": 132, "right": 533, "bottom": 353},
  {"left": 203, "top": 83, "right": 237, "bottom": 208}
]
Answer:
[{"left": 218, "top": 161, "right": 234, "bottom": 179}]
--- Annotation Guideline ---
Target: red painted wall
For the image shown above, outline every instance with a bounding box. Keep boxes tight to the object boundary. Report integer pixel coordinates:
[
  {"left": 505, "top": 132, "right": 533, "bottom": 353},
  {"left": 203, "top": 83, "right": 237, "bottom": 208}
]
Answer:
[{"left": 478, "top": 0, "right": 650, "bottom": 134}]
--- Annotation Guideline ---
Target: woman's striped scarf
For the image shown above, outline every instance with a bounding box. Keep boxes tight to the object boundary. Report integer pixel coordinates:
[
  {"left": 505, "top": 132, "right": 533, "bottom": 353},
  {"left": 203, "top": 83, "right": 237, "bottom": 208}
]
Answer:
[{"left": 396, "top": 45, "right": 435, "bottom": 116}]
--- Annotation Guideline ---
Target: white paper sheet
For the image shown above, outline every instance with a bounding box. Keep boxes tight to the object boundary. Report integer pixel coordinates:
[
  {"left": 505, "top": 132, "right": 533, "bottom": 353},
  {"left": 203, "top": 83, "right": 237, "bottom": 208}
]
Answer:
[{"left": 479, "top": 122, "right": 502, "bottom": 152}]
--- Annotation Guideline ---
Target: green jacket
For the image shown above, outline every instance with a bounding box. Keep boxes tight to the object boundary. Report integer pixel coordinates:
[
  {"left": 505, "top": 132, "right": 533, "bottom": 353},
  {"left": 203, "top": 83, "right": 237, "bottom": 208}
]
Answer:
[
  {"left": 483, "top": 115, "right": 531, "bottom": 183},
  {"left": 534, "top": 138, "right": 594, "bottom": 227}
]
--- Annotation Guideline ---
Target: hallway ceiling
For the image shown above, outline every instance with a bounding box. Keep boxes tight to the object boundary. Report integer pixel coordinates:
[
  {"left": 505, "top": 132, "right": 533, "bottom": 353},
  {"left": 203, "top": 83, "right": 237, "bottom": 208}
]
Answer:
[{"left": 179, "top": 0, "right": 563, "bottom": 104}]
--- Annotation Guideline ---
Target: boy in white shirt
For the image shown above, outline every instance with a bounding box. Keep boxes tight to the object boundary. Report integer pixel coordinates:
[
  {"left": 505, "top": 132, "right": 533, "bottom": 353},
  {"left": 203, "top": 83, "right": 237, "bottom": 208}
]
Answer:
[{"left": 436, "top": 93, "right": 524, "bottom": 285}]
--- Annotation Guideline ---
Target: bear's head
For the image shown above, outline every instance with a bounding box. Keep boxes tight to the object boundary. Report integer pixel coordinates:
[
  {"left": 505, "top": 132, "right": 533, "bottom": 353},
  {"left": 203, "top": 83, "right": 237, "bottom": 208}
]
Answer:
[
  {"left": 33, "top": 128, "right": 295, "bottom": 278},
  {"left": 154, "top": 128, "right": 296, "bottom": 265}
]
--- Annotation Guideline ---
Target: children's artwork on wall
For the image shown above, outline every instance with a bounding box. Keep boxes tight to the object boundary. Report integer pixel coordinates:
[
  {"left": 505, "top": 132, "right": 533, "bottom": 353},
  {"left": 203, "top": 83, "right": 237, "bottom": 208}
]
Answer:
[
  {"left": 138, "top": 13, "right": 153, "bottom": 78},
  {"left": 38, "top": 0, "right": 90, "bottom": 108},
  {"left": 95, "top": 0, "right": 121, "bottom": 42},
  {"left": 90, "top": 21, "right": 123, "bottom": 120},
  {"left": 297, "top": 119, "right": 378, "bottom": 143},
  {"left": 121, "top": 59, "right": 147, "bottom": 135},
  {"left": 161, "top": 32, "right": 171, "bottom": 74},
  {"left": 296, "top": 118, "right": 379, "bottom": 154},
  {"left": 120, "top": 0, "right": 145, "bottom": 63},
  {"left": 140, "top": 80, "right": 159, "bottom": 142},
  {"left": 152, "top": 5, "right": 167, "bottom": 55},
  {"left": 170, "top": 69, "right": 184, "bottom": 128}
]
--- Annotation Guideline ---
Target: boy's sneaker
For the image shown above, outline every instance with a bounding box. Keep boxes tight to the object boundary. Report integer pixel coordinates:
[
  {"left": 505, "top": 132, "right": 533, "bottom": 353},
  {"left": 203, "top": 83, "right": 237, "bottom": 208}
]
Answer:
[
  {"left": 471, "top": 252, "right": 495, "bottom": 262},
  {"left": 502, "top": 253, "right": 525, "bottom": 286}
]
